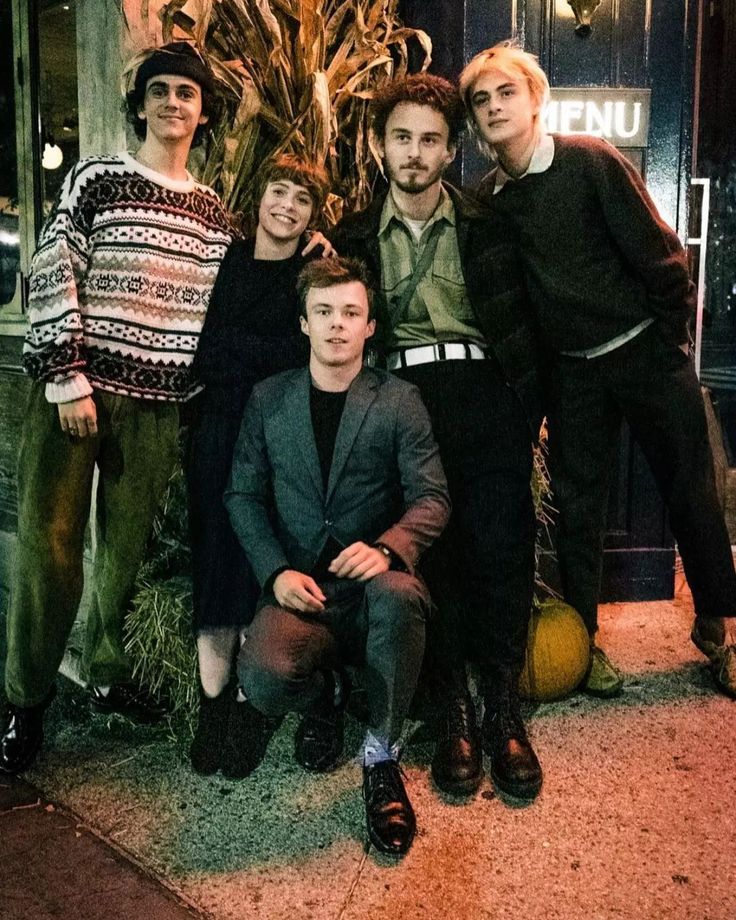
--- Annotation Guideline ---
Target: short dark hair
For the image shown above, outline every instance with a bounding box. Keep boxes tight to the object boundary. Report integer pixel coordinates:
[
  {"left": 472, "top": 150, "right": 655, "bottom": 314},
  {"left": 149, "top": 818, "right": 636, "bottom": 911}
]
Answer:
[
  {"left": 124, "top": 42, "right": 220, "bottom": 146},
  {"left": 297, "top": 257, "right": 375, "bottom": 321},
  {"left": 370, "top": 73, "right": 465, "bottom": 147},
  {"left": 254, "top": 155, "right": 330, "bottom": 222}
]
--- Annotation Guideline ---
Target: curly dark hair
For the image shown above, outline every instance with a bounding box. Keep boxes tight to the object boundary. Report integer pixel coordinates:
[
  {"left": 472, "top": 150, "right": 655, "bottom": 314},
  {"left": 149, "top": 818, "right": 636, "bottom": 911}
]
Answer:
[
  {"left": 297, "top": 256, "right": 375, "bottom": 321},
  {"left": 370, "top": 73, "right": 466, "bottom": 146},
  {"left": 124, "top": 43, "right": 221, "bottom": 147}
]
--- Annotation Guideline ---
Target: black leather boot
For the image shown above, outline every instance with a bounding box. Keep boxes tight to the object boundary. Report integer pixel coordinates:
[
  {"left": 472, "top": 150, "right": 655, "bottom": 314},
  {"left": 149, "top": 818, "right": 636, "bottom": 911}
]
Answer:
[
  {"left": 431, "top": 694, "right": 483, "bottom": 794},
  {"left": 482, "top": 674, "right": 542, "bottom": 800},
  {"left": 0, "top": 688, "right": 56, "bottom": 775}
]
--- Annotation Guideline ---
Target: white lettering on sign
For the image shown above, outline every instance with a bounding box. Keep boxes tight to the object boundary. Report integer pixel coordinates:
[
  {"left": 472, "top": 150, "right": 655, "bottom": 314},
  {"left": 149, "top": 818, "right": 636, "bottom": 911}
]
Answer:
[
  {"left": 615, "top": 101, "right": 642, "bottom": 139},
  {"left": 544, "top": 101, "right": 642, "bottom": 139},
  {"left": 544, "top": 89, "right": 650, "bottom": 147}
]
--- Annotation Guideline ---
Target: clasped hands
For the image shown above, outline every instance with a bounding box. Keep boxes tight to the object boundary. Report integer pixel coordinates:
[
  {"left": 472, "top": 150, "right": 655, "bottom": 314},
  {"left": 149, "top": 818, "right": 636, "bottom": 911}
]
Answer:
[{"left": 273, "top": 541, "right": 390, "bottom": 614}]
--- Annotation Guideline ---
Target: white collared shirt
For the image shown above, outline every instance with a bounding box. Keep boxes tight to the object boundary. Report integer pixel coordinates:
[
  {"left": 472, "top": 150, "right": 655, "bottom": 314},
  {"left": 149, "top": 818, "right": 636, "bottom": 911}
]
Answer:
[{"left": 492, "top": 133, "right": 556, "bottom": 194}]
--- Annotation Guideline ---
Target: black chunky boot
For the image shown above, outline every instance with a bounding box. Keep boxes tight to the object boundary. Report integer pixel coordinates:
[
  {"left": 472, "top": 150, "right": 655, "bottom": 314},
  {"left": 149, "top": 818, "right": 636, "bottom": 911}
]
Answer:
[
  {"left": 482, "top": 673, "right": 542, "bottom": 800},
  {"left": 431, "top": 694, "right": 483, "bottom": 794}
]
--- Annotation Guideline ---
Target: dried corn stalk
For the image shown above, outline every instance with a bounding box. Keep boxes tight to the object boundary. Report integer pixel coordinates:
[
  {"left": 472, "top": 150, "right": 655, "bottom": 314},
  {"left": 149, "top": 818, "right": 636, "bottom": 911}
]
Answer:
[{"left": 122, "top": 0, "right": 431, "bottom": 227}]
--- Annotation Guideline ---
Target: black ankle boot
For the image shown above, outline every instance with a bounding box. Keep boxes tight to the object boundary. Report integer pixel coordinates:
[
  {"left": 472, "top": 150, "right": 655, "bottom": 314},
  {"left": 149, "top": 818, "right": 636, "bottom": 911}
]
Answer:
[
  {"left": 190, "top": 688, "right": 230, "bottom": 776},
  {"left": 221, "top": 692, "right": 275, "bottom": 780},
  {"left": 482, "top": 674, "right": 542, "bottom": 800}
]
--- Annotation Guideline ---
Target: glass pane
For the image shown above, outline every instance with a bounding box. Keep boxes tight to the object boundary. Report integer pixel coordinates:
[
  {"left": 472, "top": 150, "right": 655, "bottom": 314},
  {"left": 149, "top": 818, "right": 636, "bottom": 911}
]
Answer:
[
  {"left": 0, "top": 3, "right": 19, "bottom": 306},
  {"left": 37, "top": 0, "right": 79, "bottom": 215}
]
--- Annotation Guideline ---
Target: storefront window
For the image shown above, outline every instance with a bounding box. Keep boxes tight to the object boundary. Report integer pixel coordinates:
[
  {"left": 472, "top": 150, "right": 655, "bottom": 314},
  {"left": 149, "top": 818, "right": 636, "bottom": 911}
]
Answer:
[{"left": 37, "top": 0, "right": 79, "bottom": 214}]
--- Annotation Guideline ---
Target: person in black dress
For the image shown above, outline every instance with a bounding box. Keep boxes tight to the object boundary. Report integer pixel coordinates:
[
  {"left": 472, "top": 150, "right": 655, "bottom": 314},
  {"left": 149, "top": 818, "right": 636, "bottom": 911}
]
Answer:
[{"left": 186, "top": 155, "right": 330, "bottom": 776}]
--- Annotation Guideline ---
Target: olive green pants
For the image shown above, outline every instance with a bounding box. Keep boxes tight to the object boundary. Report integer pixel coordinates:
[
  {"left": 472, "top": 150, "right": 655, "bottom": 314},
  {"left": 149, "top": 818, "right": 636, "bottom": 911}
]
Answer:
[{"left": 5, "top": 384, "right": 179, "bottom": 707}]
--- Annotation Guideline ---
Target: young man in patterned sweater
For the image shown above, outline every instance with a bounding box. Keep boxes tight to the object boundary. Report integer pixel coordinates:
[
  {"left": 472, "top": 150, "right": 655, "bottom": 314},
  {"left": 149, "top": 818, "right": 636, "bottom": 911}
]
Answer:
[{"left": 0, "top": 43, "right": 233, "bottom": 774}]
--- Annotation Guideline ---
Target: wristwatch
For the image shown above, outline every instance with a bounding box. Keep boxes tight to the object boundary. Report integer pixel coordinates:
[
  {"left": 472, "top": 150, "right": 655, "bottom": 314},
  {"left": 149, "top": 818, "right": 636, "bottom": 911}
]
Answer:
[
  {"left": 374, "top": 542, "right": 407, "bottom": 572},
  {"left": 374, "top": 543, "right": 394, "bottom": 567}
]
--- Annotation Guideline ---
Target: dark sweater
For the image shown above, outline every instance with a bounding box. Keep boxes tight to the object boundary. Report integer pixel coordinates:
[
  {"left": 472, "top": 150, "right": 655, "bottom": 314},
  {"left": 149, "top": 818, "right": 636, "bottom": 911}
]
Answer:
[
  {"left": 193, "top": 239, "right": 309, "bottom": 417},
  {"left": 476, "top": 134, "right": 695, "bottom": 353}
]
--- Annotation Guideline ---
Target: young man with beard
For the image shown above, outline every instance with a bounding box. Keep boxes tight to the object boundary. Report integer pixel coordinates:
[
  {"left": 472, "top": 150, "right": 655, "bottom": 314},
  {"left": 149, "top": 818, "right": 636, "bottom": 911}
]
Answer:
[
  {"left": 225, "top": 256, "right": 449, "bottom": 854},
  {"left": 1, "top": 43, "right": 233, "bottom": 775},
  {"left": 334, "top": 74, "right": 544, "bottom": 801},
  {"left": 460, "top": 42, "right": 736, "bottom": 698}
]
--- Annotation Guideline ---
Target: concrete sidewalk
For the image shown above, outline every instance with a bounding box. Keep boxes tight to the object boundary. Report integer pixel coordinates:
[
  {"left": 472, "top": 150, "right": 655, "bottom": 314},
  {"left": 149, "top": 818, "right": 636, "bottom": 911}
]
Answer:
[{"left": 1, "top": 576, "right": 735, "bottom": 920}]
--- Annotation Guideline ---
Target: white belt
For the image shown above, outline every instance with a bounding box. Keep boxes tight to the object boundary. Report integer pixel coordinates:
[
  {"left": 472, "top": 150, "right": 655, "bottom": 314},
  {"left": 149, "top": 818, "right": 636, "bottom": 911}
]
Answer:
[{"left": 386, "top": 342, "right": 486, "bottom": 370}]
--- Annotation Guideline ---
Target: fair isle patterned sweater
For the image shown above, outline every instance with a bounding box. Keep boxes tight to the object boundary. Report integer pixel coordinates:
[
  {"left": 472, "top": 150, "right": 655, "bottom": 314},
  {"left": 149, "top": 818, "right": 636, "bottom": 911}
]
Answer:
[{"left": 23, "top": 152, "right": 233, "bottom": 403}]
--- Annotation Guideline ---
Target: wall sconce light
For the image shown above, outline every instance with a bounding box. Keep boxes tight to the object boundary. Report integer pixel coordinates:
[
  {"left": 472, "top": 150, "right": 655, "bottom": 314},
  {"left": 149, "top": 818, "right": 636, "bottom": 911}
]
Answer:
[
  {"left": 42, "top": 138, "right": 63, "bottom": 170},
  {"left": 567, "top": 0, "right": 602, "bottom": 36}
]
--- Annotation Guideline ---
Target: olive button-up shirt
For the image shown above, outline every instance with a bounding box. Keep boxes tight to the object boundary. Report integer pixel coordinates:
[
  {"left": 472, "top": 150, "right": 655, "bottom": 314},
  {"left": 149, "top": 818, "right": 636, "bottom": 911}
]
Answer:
[{"left": 378, "top": 189, "right": 485, "bottom": 349}]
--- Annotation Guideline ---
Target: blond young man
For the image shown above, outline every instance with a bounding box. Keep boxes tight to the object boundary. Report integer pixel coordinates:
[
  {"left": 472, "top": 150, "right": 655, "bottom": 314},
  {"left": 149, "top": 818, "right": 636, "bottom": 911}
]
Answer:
[{"left": 460, "top": 42, "right": 736, "bottom": 699}]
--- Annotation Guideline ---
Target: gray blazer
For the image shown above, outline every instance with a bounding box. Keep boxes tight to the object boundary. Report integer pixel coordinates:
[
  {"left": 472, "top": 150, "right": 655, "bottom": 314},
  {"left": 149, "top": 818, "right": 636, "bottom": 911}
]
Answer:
[{"left": 224, "top": 366, "right": 450, "bottom": 587}]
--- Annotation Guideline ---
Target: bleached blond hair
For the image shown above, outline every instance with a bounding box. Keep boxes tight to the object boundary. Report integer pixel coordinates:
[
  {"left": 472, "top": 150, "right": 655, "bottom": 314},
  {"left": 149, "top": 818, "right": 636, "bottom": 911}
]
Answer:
[{"left": 459, "top": 42, "right": 550, "bottom": 155}]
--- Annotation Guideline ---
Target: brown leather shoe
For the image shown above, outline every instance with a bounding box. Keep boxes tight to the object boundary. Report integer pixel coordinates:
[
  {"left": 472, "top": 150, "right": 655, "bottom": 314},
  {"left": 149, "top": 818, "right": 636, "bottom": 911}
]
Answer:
[
  {"left": 431, "top": 695, "right": 483, "bottom": 794},
  {"left": 691, "top": 620, "right": 736, "bottom": 699}
]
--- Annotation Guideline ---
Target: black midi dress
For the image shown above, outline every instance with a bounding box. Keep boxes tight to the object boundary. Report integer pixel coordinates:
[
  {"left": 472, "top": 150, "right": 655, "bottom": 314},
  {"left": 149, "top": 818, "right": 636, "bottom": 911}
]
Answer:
[{"left": 186, "top": 239, "right": 309, "bottom": 631}]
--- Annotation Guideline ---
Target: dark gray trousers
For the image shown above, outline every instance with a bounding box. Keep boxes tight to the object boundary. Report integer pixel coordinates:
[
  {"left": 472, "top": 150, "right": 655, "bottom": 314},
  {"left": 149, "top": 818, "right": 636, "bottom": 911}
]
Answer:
[{"left": 238, "top": 571, "right": 429, "bottom": 744}]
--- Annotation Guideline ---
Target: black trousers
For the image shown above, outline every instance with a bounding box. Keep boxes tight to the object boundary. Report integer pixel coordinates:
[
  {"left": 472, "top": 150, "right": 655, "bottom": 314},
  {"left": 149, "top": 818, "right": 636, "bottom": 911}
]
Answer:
[
  {"left": 394, "top": 358, "right": 536, "bottom": 687},
  {"left": 547, "top": 322, "right": 736, "bottom": 634},
  {"left": 185, "top": 409, "right": 260, "bottom": 632}
]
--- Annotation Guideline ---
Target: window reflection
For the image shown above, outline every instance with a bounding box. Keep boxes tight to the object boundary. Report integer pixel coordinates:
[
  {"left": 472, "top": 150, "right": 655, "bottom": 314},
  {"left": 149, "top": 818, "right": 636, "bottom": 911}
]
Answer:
[
  {"left": 38, "top": 0, "right": 79, "bottom": 213},
  {"left": 0, "top": 3, "right": 19, "bottom": 306}
]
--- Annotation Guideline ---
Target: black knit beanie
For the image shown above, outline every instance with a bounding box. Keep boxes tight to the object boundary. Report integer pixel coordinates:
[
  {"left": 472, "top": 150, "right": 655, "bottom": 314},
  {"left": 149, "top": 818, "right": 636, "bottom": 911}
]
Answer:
[{"left": 134, "top": 42, "right": 216, "bottom": 97}]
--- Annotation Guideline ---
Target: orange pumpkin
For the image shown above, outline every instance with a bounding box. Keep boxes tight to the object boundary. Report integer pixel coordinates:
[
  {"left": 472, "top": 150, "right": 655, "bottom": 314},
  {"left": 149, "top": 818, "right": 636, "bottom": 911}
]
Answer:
[{"left": 519, "top": 599, "right": 591, "bottom": 701}]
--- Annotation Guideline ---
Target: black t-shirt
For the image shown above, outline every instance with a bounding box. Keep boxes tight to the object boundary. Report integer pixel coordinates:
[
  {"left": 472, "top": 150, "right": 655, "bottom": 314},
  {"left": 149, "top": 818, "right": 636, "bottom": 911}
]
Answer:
[{"left": 310, "top": 384, "right": 348, "bottom": 578}]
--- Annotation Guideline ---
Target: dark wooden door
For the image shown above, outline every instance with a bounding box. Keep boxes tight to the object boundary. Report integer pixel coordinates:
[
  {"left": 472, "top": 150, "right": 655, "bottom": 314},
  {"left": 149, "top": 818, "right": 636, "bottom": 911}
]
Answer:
[{"left": 401, "top": 0, "right": 700, "bottom": 600}]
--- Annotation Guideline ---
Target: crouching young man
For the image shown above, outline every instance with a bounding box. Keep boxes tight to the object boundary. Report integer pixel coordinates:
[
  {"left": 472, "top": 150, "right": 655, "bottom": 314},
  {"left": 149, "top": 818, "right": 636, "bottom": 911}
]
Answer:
[{"left": 224, "top": 257, "right": 450, "bottom": 855}]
